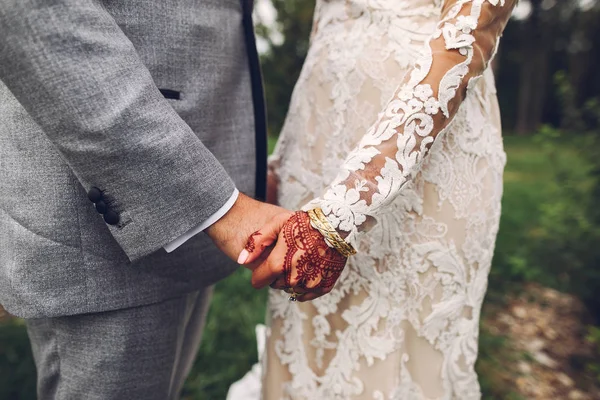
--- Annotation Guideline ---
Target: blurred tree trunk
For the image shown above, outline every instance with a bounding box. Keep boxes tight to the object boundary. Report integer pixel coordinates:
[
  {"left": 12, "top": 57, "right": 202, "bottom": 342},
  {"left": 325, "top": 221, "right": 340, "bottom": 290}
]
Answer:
[
  {"left": 568, "top": 6, "right": 600, "bottom": 108},
  {"left": 515, "top": 0, "right": 551, "bottom": 135},
  {"left": 257, "top": 0, "right": 316, "bottom": 137}
]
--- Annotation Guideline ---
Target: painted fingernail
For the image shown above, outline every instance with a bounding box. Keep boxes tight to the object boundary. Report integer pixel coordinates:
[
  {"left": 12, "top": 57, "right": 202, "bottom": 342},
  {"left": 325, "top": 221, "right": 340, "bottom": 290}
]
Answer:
[{"left": 237, "top": 249, "right": 250, "bottom": 264}]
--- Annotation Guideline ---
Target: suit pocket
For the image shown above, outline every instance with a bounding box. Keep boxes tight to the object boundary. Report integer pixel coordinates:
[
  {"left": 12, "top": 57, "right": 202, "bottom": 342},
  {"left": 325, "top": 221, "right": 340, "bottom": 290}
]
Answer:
[{"left": 158, "top": 89, "right": 181, "bottom": 100}]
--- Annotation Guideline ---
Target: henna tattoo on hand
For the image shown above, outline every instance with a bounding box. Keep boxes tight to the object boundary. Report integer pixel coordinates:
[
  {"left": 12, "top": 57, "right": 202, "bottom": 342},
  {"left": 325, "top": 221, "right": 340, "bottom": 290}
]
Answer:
[
  {"left": 282, "top": 211, "right": 347, "bottom": 292},
  {"left": 245, "top": 231, "right": 262, "bottom": 253}
]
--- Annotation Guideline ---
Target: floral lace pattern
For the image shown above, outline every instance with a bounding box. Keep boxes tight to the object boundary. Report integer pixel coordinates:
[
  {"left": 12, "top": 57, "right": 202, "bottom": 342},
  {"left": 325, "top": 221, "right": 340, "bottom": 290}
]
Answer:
[{"left": 263, "top": 1, "right": 515, "bottom": 399}]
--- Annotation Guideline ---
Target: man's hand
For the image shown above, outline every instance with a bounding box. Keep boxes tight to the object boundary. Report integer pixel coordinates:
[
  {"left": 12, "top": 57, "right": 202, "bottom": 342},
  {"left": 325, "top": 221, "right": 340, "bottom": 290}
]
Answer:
[
  {"left": 205, "top": 193, "right": 292, "bottom": 264},
  {"left": 238, "top": 211, "right": 348, "bottom": 302}
]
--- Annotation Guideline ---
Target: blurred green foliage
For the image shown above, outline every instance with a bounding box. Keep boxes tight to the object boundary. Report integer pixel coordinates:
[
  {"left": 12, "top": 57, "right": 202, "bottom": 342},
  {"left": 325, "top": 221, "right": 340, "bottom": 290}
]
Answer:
[
  {"left": 0, "top": 319, "right": 36, "bottom": 400},
  {"left": 585, "top": 326, "right": 600, "bottom": 384},
  {"left": 256, "top": 0, "right": 316, "bottom": 138}
]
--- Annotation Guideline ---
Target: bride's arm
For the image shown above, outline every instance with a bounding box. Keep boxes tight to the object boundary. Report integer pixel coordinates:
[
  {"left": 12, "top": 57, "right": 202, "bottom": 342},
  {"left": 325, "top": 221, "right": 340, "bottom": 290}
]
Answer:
[
  {"left": 304, "top": 0, "right": 517, "bottom": 248},
  {"left": 242, "top": 0, "right": 518, "bottom": 297}
]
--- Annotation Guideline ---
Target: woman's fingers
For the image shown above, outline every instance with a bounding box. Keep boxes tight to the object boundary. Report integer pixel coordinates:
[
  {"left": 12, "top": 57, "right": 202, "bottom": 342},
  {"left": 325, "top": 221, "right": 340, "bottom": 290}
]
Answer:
[
  {"left": 300, "top": 272, "right": 323, "bottom": 289},
  {"left": 296, "top": 285, "right": 331, "bottom": 302},
  {"left": 244, "top": 244, "right": 274, "bottom": 272},
  {"left": 297, "top": 292, "right": 321, "bottom": 302},
  {"left": 270, "top": 270, "right": 332, "bottom": 302},
  {"left": 269, "top": 276, "right": 287, "bottom": 290},
  {"left": 237, "top": 231, "right": 269, "bottom": 264},
  {"left": 249, "top": 210, "right": 339, "bottom": 297},
  {"left": 237, "top": 212, "right": 292, "bottom": 265},
  {"left": 251, "top": 240, "right": 289, "bottom": 289}
]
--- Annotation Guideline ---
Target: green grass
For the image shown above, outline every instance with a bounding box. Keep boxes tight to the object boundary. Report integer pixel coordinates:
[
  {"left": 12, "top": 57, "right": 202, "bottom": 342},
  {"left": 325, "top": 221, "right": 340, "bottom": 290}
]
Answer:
[
  {"left": 491, "top": 134, "right": 592, "bottom": 290},
  {"left": 490, "top": 136, "right": 554, "bottom": 289},
  {"left": 268, "top": 134, "right": 278, "bottom": 155},
  {"left": 0, "top": 319, "right": 36, "bottom": 400}
]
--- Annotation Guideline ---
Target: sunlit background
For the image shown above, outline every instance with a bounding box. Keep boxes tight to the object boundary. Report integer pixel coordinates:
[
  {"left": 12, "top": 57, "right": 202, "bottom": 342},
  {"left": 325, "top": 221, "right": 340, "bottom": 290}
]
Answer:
[{"left": 2, "top": 1, "right": 600, "bottom": 399}]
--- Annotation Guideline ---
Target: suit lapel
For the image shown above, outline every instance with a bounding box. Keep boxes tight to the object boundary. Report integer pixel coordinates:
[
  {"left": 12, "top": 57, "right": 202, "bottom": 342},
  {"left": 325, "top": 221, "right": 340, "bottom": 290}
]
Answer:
[{"left": 241, "top": 0, "right": 267, "bottom": 201}]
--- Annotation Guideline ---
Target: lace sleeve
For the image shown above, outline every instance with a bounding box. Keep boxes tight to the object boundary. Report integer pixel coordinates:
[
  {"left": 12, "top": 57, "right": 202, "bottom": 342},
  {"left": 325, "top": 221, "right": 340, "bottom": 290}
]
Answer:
[{"left": 304, "top": 0, "right": 517, "bottom": 249}]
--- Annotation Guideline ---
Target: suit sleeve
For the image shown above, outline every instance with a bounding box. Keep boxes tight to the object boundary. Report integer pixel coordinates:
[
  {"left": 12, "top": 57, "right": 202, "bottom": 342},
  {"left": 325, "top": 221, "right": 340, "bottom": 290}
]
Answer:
[{"left": 0, "top": 0, "right": 238, "bottom": 261}]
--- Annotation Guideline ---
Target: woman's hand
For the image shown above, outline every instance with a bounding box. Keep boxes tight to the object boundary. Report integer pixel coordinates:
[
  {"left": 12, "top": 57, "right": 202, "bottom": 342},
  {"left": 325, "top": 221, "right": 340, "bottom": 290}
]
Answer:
[{"left": 237, "top": 211, "right": 348, "bottom": 302}]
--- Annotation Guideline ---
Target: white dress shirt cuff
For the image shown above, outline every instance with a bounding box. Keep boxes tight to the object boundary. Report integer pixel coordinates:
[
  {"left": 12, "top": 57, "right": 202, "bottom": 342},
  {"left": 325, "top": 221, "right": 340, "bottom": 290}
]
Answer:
[{"left": 163, "top": 189, "right": 240, "bottom": 253}]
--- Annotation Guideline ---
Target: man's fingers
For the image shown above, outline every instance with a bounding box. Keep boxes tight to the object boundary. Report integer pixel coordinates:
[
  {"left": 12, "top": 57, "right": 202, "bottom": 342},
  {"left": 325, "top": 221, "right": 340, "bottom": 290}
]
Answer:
[{"left": 237, "top": 212, "right": 291, "bottom": 265}]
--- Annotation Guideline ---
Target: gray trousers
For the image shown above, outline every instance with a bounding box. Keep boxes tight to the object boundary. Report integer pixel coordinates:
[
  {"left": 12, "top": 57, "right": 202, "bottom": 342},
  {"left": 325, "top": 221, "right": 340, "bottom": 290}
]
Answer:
[{"left": 25, "top": 288, "right": 213, "bottom": 400}]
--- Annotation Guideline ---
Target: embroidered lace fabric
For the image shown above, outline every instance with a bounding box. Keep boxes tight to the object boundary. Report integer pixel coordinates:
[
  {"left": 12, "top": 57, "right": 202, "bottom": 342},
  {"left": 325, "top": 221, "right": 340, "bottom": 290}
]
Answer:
[{"left": 259, "top": 1, "right": 516, "bottom": 399}]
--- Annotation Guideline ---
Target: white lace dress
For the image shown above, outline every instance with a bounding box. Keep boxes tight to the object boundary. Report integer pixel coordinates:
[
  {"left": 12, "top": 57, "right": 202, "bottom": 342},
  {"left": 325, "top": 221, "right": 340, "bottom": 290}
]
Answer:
[{"left": 231, "top": 1, "right": 516, "bottom": 399}]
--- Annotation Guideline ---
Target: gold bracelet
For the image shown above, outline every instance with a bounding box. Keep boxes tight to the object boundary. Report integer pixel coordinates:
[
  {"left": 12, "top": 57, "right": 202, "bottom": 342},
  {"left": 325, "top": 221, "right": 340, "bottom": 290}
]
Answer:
[{"left": 307, "top": 208, "right": 357, "bottom": 258}]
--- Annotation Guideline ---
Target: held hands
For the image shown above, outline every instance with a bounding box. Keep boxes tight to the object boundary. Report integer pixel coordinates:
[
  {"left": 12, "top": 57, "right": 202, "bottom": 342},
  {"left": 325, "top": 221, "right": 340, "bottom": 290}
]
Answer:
[
  {"left": 205, "top": 193, "right": 293, "bottom": 265},
  {"left": 237, "top": 211, "right": 348, "bottom": 302},
  {"left": 206, "top": 178, "right": 350, "bottom": 301}
]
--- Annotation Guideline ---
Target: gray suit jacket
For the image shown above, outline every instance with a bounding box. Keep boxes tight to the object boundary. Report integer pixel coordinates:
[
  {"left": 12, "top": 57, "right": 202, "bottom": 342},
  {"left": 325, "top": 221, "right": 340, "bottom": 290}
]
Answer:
[{"left": 0, "top": 0, "right": 267, "bottom": 318}]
